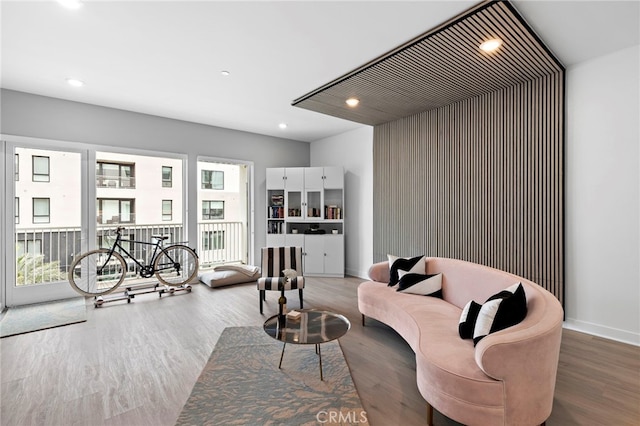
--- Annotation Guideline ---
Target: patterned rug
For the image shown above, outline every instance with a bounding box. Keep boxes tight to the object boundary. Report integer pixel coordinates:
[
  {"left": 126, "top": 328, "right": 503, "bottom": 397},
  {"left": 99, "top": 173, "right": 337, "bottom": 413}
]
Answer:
[
  {"left": 176, "top": 326, "right": 368, "bottom": 426},
  {"left": 0, "top": 297, "right": 87, "bottom": 338}
]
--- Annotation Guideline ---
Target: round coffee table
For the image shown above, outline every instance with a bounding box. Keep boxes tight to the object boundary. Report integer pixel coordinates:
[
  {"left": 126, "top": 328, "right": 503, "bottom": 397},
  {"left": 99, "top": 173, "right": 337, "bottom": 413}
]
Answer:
[{"left": 263, "top": 309, "right": 350, "bottom": 380}]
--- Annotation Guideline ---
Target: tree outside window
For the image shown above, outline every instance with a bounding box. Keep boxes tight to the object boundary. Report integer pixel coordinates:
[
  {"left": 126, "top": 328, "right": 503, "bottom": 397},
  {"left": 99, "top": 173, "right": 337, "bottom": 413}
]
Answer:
[
  {"left": 201, "top": 170, "right": 224, "bottom": 190},
  {"left": 202, "top": 200, "right": 224, "bottom": 220}
]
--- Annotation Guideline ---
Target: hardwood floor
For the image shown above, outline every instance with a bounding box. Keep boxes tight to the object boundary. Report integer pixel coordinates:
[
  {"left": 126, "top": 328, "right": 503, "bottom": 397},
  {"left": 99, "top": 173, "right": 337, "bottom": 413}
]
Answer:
[{"left": 1, "top": 277, "right": 638, "bottom": 425}]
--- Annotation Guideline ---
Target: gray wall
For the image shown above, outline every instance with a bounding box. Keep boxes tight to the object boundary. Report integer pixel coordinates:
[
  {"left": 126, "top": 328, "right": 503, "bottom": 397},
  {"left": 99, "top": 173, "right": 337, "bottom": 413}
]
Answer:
[{"left": 1, "top": 89, "right": 311, "bottom": 266}]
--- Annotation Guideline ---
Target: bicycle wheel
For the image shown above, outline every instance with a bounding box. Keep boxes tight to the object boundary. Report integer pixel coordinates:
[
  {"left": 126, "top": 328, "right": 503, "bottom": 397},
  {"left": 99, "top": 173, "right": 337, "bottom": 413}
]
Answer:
[
  {"left": 153, "top": 245, "right": 198, "bottom": 286},
  {"left": 68, "top": 249, "right": 127, "bottom": 296}
]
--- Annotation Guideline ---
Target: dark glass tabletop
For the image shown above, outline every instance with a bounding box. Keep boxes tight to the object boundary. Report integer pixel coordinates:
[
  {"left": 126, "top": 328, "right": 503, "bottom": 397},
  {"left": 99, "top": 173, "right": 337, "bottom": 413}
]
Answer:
[{"left": 263, "top": 309, "right": 351, "bottom": 345}]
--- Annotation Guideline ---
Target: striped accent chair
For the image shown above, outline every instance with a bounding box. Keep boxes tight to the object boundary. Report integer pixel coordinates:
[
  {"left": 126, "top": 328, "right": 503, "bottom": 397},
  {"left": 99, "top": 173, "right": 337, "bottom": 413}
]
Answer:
[{"left": 257, "top": 247, "right": 304, "bottom": 314}]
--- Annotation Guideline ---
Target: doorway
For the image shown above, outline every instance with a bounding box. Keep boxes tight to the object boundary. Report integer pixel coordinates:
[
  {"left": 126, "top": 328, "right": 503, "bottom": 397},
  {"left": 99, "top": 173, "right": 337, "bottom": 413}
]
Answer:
[{"left": 196, "top": 157, "right": 252, "bottom": 269}]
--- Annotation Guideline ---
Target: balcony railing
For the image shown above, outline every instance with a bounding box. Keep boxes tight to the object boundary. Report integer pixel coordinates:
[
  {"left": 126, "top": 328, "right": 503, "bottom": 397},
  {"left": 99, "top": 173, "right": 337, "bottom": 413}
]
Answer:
[
  {"left": 14, "top": 221, "right": 246, "bottom": 286},
  {"left": 197, "top": 221, "right": 245, "bottom": 269},
  {"left": 96, "top": 174, "right": 136, "bottom": 188}
]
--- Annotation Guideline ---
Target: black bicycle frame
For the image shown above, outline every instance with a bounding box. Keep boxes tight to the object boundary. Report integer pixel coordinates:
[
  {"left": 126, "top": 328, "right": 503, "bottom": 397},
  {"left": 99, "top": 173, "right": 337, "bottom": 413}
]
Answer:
[{"left": 100, "top": 230, "right": 177, "bottom": 275}]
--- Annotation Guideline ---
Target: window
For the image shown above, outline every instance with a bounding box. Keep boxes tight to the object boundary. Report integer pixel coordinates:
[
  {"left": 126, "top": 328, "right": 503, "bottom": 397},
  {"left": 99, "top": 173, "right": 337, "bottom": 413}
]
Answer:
[
  {"left": 97, "top": 198, "right": 135, "bottom": 224},
  {"left": 33, "top": 198, "right": 50, "bottom": 223},
  {"left": 96, "top": 161, "right": 135, "bottom": 188},
  {"left": 202, "top": 200, "right": 224, "bottom": 220},
  {"left": 162, "top": 166, "right": 172, "bottom": 188},
  {"left": 32, "top": 155, "right": 50, "bottom": 182},
  {"left": 201, "top": 170, "right": 224, "bottom": 190},
  {"left": 162, "top": 200, "right": 172, "bottom": 221},
  {"left": 202, "top": 230, "right": 225, "bottom": 250},
  {"left": 16, "top": 239, "right": 42, "bottom": 257},
  {"left": 15, "top": 154, "right": 19, "bottom": 181},
  {"left": 15, "top": 197, "right": 19, "bottom": 224}
]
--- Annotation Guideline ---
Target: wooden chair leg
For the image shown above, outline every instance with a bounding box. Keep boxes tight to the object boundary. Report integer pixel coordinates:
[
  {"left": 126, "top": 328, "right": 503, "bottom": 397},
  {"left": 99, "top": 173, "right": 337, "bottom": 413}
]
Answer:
[
  {"left": 299, "top": 288, "right": 303, "bottom": 309},
  {"left": 426, "top": 401, "right": 433, "bottom": 426}
]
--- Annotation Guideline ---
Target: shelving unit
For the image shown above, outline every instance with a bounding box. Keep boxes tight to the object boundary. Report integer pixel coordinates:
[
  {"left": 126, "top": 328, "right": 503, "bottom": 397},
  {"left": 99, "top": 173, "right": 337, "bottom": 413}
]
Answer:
[{"left": 266, "top": 166, "right": 344, "bottom": 277}]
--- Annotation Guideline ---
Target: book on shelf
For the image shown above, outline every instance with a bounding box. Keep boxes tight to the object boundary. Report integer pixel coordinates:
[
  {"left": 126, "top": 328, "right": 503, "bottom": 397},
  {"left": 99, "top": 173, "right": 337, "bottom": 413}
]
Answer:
[
  {"left": 268, "top": 220, "right": 284, "bottom": 234},
  {"left": 269, "top": 206, "right": 284, "bottom": 218},
  {"left": 325, "top": 205, "right": 342, "bottom": 220}
]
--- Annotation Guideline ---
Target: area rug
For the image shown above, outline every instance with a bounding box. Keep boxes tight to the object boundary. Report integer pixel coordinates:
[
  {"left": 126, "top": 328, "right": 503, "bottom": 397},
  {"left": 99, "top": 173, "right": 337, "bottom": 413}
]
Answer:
[
  {"left": 0, "top": 297, "right": 87, "bottom": 338},
  {"left": 176, "top": 326, "right": 368, "bottom": 426}
]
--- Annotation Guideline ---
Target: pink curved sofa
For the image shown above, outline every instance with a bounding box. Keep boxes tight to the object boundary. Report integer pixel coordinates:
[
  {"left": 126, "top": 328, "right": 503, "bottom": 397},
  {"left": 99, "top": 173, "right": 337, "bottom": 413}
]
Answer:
[{"left": 358, "top": 257, "right": 563, "bottom": 426}]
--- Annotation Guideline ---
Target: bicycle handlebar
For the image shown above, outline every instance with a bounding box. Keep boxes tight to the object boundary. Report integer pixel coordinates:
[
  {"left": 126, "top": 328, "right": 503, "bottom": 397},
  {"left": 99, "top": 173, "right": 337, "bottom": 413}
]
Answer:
[{"left": 116, "top": 226, "right": 125, "bottom": 234}]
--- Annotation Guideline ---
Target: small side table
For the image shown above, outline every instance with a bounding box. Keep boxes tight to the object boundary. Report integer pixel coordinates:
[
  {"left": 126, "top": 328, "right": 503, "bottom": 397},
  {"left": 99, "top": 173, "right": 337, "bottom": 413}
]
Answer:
[{"left": 263, "top": 309, "right": 350, "bottom": 380}]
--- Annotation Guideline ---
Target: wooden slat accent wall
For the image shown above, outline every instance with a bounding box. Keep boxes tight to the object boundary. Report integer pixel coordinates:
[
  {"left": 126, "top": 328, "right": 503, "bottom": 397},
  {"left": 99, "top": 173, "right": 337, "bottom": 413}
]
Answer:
[
  {"left": 293, "top": 1, "right": 564, "bottom": 127},
  {"left": 373, "top": 72, "right": 564, "bottom": 305}
]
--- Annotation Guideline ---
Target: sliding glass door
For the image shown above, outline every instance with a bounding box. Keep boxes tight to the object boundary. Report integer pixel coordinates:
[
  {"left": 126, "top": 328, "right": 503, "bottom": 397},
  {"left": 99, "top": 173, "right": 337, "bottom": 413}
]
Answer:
[
  {"left": 6, "top": 141, "right": 87, "bottom": 305},
  {"left": 4, "top": 139, "right": 187, "bottom": 306},
  {"left": 197, "top": 157, "right": 250, "bottom": 269}
]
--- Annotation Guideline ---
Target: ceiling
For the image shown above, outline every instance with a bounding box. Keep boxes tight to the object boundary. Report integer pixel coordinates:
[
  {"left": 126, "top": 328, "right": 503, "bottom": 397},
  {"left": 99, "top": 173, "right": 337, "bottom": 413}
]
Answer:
[
  {"left": 1, "top": 1, "right": 638, "bottom": 143},
  {"left": 293, "top": 0, "right": 564, "bottom": 125}
]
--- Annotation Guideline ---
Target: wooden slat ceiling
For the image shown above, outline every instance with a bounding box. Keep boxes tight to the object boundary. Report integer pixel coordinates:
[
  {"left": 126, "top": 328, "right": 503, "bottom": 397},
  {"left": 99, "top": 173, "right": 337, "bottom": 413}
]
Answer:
[{"left": 292, "top": 0, "right": 563, "bottom": 126}]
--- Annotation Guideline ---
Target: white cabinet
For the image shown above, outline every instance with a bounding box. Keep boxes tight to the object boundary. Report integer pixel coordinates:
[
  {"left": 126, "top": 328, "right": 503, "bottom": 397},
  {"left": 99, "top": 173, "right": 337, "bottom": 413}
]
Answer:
[
  {"left": 304, "top": 234, "right": 344, "bottom": 276},
  {"left": 265, "top": 166, "right": 344, "bottom": 277}
]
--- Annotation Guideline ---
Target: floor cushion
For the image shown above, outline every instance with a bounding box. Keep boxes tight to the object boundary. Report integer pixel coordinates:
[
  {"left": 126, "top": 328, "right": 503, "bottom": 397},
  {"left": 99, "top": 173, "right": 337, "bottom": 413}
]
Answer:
[{"left": 199, "top": 264, "right": 260, "bottom": 288}]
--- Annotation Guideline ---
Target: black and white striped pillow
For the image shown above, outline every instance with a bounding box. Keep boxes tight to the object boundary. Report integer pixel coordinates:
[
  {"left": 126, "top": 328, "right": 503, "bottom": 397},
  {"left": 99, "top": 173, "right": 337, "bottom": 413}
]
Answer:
[
  {"left": 396, "top": 273, "right": 442, "bottom": 298},
  {"left": 387, "top": 255, "right": 425, "bottom": 287},
  {"left": 459, "top": 300, "right": 483, "bottom": 339},
  {"left": 458, "top": 283, "right": 528, "bottom": 345}
]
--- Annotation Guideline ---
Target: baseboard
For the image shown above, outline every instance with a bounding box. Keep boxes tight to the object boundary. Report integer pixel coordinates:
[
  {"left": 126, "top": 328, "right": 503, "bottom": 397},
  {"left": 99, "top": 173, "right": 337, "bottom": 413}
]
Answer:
[
  {"left": 345, "top": 267, "right": 368, "bottom": 280},
  {"left": 563, "top": 319, "right": 640, "bottom": 347}
]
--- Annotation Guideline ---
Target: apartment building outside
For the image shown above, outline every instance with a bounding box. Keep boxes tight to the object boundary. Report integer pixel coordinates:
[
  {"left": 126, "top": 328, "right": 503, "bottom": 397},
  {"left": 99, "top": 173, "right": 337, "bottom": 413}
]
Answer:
[{"left": 14, "top": 147, "right": 248, "bottom": 286}]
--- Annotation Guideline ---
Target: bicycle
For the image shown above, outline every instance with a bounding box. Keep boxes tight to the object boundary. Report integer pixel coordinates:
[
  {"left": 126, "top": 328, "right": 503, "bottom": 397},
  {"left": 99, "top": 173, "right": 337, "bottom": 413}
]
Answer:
[{"left": 68, "top": 226, "right": 198, "bottom": 297}]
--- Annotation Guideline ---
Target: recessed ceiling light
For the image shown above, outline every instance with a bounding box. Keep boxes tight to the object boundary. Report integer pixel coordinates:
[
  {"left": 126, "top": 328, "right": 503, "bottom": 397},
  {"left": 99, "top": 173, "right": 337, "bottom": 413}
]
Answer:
[
  {"left": 278, "top": 123, "right": 288, "bottom": 129},
  {"left": 57, "top": 0, "right": 83, "bottom": 9},
  {"left": 479, "top": 38, "right": 503, "bottom": 53},
  {"left": 66, "top": 78, "right": 84, "bottom": 87},
  {"left": 345, "top": 98, "right": 359, "bottom": 107},
  {"left": 221, "top": 70, "right": 230, "bottom": 76}
]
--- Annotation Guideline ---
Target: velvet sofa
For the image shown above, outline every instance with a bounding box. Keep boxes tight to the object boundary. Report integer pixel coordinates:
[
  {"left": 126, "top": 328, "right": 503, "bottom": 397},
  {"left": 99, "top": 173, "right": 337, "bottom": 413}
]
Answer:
[{"left": 358, "top": 257, "right": 563, "bottom": 426}]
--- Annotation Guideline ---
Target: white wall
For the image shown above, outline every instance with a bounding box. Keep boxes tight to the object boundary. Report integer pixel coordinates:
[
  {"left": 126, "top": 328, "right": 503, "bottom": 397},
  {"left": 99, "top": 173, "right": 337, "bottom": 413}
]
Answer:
[
  {"left": 311, "top": 126, "right": 373, "bottom": 278},
  {"left": 565, "top": 44, "right": 640, "bottom": 345}
]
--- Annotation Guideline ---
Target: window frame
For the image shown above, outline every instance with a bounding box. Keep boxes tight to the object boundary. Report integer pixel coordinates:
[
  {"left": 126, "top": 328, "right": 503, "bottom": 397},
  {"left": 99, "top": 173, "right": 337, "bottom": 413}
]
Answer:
[
  {"left": 96, "top": 198, "right": 136, "bottom": 224},
  {"left": 32, "top": 155, "right": 50, "bottom": 182},
  {"left": 202, "top": 200, "right": 224, "bottom": 220},
  {"left": 32, "top": 197, "right": 51, "bottom": 223},
  {"left": 162, "top": 166, "right": 173, "bottom": 188},
  {"left": 96, "top": 161, "right": 135, "bottom": 188},
  {"left": 162, "top": 199, "right": 173, "bottom": 221},
  {"left": 201, "top": 170, "right": 224, "bottom": 190}
]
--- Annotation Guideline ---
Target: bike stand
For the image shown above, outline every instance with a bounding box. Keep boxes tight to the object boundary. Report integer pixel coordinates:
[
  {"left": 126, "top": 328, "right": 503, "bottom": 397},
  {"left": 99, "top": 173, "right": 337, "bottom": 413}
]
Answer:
[{"left": 93, "top": 282, "right": 192, "bottom": 307}]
